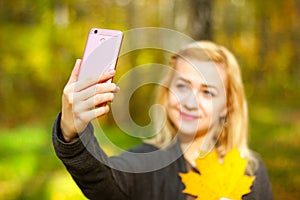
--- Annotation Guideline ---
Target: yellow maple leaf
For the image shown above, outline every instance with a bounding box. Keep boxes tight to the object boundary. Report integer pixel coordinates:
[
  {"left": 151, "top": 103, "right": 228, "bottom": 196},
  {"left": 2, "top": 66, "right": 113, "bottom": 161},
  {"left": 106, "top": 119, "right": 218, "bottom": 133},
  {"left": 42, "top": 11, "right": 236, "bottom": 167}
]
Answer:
[{"left": 179, "top": 148, "right": 255, "bottom": 200}]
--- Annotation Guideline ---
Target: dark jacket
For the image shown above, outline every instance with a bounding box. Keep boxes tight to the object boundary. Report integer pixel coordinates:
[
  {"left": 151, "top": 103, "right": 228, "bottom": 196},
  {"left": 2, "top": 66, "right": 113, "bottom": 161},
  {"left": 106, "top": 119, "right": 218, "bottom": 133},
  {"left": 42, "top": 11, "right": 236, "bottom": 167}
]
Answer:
[{"left": 52, "top": 113, "right": 273, "bottom": 200}]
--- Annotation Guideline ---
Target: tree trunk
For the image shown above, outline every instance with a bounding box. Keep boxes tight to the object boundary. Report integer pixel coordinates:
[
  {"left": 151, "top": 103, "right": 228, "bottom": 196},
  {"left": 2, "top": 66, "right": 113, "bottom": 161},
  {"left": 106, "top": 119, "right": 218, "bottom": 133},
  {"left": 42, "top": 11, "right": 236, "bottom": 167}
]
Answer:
[{"left": 187, "top": 0, "right": 213, "bottom": 40}]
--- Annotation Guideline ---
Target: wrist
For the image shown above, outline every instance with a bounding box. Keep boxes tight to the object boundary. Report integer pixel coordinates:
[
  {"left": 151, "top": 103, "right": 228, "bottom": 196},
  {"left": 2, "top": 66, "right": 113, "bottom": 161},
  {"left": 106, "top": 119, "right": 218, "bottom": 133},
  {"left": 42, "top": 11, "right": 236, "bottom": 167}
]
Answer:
[
  {"left": 63, "top": 134, "right": 79, "bottom": 143},
  {"left": 60, "top": 117, "right": 79, "bottom": 143}
]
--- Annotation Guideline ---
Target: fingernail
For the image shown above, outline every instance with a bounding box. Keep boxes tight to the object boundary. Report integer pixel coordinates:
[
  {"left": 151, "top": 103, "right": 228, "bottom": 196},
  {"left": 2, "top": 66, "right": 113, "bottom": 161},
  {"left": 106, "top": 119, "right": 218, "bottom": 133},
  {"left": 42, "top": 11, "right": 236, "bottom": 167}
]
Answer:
[
  {"left": 75, "top": 59, "right": 81, "bottom": 65},
  {"left": 116, "top": 86, "right": 120, "bottom": 92},
  {"left": 108, "top": 69, "right": 116, "bottom": 75}
]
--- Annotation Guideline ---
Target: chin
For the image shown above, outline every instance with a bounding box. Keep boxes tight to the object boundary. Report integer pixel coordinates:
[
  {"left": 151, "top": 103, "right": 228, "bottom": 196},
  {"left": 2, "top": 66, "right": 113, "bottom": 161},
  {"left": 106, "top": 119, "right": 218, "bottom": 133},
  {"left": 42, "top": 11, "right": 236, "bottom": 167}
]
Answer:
[
  {"left": 178, "top": 127, "right": 198, "bottom": 137},
  {"left": 178, "top": 126, "right": 208, "bottom": 139}
]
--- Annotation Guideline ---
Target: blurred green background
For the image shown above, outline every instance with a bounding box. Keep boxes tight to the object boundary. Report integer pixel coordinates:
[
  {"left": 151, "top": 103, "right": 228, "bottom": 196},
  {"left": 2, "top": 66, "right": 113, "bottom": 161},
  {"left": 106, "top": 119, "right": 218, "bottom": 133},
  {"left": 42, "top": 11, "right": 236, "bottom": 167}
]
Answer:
[{"left": 0, "top": 0, "right": 299, "bottom": 199}]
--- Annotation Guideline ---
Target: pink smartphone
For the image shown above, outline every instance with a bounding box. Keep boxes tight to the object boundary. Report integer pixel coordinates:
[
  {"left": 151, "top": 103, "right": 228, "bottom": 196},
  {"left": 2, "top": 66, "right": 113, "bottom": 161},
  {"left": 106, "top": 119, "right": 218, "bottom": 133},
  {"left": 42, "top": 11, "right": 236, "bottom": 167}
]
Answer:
[{"left": 78, "top": 28, "right": 123, "bottom": 81}]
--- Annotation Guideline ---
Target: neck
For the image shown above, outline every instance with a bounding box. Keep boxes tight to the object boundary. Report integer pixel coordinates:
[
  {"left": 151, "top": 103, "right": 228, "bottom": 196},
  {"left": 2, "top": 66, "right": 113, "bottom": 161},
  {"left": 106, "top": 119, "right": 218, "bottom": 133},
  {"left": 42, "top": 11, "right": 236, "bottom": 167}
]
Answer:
[{"left": 180, "top": 135, "right": 206, "bottom": 167}]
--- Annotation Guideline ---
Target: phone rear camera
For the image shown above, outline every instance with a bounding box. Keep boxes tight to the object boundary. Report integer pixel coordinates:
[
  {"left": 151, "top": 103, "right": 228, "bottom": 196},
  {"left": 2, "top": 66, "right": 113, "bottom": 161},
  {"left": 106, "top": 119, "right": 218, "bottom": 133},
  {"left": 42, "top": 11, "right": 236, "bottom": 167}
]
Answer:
[{"left": 94, "top": 29, "right": 98, "bottom": 34}]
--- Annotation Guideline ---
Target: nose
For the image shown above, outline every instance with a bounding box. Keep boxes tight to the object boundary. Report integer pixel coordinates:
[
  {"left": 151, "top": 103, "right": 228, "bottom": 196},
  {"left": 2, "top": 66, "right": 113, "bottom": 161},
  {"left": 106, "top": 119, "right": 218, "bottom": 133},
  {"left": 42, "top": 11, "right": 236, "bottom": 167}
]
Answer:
[{"left": 182, "top": 89, "right": 198, "bottom": 110}]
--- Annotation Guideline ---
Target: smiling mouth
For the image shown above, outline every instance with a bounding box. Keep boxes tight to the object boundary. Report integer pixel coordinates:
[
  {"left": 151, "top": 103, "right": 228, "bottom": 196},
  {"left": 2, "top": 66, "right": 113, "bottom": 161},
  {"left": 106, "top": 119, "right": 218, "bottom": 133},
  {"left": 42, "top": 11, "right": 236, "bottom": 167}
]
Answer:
[{"left": 180, "top": 112, "right": 200, "bottom": 121}]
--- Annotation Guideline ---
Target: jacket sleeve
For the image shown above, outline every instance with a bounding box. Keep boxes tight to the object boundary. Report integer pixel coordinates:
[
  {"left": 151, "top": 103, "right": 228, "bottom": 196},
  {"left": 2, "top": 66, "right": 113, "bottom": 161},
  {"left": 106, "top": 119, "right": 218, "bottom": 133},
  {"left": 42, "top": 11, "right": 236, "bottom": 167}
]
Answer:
[
  {"left": 244, "top": 158, "right": 274, "bottom": 200},
  {"left": 52, "top": 113, "right": 129, "bottom": 200},
  {"left": 254, "top": 159, "right": 274, "bottom": 200}
]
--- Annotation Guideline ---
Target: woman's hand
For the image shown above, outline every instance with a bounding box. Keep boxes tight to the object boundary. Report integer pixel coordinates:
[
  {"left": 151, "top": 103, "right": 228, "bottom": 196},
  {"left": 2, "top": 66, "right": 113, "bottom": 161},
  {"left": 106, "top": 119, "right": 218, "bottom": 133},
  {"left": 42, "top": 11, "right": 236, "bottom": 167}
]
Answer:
[{"left": 60, "top": 59, "right": 120, "bottom": 142}]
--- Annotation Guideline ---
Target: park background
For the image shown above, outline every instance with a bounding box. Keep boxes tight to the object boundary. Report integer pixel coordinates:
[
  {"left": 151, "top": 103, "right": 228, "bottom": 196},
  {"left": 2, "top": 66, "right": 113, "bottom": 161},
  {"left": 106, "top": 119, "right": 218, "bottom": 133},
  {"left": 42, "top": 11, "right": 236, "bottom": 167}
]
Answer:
[{"left": 0, "top": 0, "right": 299, "bottom": 199}]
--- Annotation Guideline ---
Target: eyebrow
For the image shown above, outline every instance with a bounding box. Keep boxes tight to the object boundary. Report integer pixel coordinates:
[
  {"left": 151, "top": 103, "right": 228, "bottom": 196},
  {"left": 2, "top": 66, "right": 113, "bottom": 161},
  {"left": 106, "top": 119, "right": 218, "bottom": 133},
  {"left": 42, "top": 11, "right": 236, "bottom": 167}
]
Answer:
[{"left": 175, "top": 77, "right": 218, "bottom": 91}]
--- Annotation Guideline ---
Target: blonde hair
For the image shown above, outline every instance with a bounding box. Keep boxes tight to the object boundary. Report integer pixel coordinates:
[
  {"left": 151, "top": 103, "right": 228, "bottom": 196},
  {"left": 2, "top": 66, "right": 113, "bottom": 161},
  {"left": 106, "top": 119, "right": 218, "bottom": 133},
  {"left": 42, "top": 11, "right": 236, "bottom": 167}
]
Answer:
[{"left": 146, "top": 41, "right": 258, "bottom": 175}]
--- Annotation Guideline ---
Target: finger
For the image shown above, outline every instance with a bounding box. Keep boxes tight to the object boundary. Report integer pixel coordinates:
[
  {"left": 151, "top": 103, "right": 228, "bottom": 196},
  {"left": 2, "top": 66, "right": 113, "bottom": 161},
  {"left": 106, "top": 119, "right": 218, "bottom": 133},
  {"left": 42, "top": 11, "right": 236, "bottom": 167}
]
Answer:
[
  {"left": 74, "top": 69, "right": 116, "bottom": 92},
  {"left": 94, "top": 104, "right": 110, "bottom": 117},
  {"left": 99, "top": 69, "right": 116, "bottom": 83},
  {"left": 74, "top": 93, "right": 114, "bottom": 112},
  {"left": 81, "top": 105, "right": 110, "bottom": 122},
  {"left": 82, "top": 93, "right": 115, "bottom": 111},
  {"left": 73, "top": 92, "right": 113, "bottom": 114},
  {"left": 67, "top": 59, "right": 82, "bottom": 85},
  {"left": 75, "top": 83, "right": 120, "bottom": 102}
]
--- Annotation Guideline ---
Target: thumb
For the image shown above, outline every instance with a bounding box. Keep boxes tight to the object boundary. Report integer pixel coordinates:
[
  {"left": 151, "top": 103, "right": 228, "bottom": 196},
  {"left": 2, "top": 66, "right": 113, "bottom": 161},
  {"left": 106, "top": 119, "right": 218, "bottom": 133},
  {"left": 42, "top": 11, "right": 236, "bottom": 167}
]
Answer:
[{"left": 67, "top": 59, "right": 82, "bottom": 84}]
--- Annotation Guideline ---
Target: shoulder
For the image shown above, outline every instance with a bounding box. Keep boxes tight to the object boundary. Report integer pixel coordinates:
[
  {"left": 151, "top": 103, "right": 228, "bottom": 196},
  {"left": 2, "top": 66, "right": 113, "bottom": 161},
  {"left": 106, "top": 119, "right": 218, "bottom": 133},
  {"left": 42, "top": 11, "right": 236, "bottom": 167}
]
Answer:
[
  {"left": 245, "top": 152, "right": 274, "bottom": 200},
  {"left": 250, "top": 152, "right": 269, "bottom": 177},
  {"left": 253, "top": 155, "right": 272, "bottom": 187},
  {"left": 127, "top": 142, "right": 159, "bottom": 153}
]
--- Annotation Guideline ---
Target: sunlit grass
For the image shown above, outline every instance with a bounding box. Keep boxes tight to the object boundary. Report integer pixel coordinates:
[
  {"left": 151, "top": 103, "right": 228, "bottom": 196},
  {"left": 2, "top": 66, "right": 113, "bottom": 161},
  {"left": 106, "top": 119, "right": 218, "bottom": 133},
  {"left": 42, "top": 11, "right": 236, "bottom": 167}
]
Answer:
[
  {"left": 0, "top": 125, "right": 140, "bottom": 200},
  {"left": 46, "top": 170, "right": 86, "bottom": 200}
]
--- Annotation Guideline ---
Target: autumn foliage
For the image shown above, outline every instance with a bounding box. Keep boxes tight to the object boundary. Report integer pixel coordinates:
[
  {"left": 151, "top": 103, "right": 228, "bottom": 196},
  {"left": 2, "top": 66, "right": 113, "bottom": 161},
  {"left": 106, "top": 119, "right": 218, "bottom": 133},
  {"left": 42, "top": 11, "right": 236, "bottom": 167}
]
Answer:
[{"left": 180, "top": 148, "right": 255, "bottom": 200}]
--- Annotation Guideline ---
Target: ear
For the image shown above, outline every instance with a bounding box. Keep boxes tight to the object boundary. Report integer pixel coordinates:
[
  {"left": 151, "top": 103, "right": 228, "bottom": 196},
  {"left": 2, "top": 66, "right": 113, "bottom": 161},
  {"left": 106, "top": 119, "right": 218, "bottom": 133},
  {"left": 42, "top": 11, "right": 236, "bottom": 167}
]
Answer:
[
  {"left": 219, "top": 105, "right": 228, "bottom": 124},
  {"left": 220, "top": 104, "right": 227, "bottom": 118}
]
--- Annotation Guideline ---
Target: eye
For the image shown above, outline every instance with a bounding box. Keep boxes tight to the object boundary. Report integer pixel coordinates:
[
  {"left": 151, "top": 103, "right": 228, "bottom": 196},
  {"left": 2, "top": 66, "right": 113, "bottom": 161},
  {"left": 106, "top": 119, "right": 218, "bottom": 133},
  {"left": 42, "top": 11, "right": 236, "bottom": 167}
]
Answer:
[
  {"left": 203, "top": 89, "right": 216, "bottom": 97},
  {"left": 176, "top": 83, "right": 187, "bottom": 89},
  {"left": 176, "top": 83, "right": 190, "bottom": 92}
]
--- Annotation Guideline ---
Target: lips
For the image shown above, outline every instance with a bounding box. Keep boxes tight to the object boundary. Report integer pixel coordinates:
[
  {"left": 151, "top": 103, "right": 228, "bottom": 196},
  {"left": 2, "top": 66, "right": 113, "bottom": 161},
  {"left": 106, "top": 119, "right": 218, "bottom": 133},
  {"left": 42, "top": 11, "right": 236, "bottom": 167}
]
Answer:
[{"left": 180, "top": 112, "right": 200, "bottom": 121}]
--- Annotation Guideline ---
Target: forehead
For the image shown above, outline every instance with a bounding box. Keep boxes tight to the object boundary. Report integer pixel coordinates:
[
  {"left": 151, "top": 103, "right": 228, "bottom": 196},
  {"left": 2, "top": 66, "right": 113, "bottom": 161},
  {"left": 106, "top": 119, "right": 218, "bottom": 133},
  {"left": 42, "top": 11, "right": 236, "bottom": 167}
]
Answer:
[{"left": 174, "top": 58, "right": 227, "bottom": 88}]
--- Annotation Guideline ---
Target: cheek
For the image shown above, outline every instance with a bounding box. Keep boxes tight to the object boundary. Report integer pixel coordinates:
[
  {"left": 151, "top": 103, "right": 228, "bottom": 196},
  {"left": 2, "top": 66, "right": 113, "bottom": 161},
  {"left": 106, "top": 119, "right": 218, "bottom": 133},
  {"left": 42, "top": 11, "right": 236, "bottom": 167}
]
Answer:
[
  {"left": 210, "top": 97, "right": 227, "bottom": 120},
  {"left": 167, "top": 91, "right": 180, "bottom": 108},
  {"left": 201, "top": 98, "right": 213, "bottom": 111},
  {"left": 166, "top": 92, "right": 180, "bottom": 124}
]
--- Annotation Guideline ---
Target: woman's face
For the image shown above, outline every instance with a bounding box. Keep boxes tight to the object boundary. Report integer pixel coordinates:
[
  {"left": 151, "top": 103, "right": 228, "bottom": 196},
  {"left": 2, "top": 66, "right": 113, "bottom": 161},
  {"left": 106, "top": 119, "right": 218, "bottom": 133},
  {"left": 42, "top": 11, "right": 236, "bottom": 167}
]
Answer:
[{"left": 167, "top": 57, "right": 228, "bottom": 140}]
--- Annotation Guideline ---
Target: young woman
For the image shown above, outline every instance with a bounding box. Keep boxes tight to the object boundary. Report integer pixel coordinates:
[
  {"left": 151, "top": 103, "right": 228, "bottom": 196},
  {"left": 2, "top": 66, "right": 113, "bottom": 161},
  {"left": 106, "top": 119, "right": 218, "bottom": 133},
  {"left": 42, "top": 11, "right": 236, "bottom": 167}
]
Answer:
[{"left": 52, "top": 41, "right": 273, "bottom": 199}]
